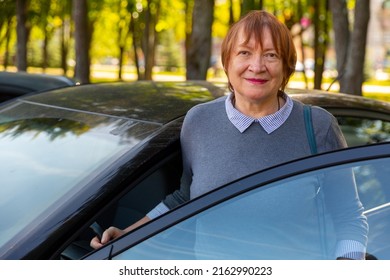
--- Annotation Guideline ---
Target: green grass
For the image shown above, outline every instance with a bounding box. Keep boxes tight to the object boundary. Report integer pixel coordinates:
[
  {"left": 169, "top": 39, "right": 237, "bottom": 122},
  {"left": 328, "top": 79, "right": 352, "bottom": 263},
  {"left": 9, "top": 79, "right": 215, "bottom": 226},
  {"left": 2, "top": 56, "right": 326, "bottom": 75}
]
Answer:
[
  {"left": 365, "top": 78, "right": 390, "bottom": 87},
  {"left": 364, "top": 93, "right": 390, "bottom": 102}
]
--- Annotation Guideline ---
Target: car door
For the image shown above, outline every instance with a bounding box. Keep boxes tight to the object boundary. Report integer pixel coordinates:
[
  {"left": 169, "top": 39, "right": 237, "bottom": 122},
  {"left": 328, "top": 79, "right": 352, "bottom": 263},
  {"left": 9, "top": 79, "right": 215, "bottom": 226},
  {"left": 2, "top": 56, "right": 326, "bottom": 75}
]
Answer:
[{"left": 83, "top": 142, "right": 390, "bottom": 260}]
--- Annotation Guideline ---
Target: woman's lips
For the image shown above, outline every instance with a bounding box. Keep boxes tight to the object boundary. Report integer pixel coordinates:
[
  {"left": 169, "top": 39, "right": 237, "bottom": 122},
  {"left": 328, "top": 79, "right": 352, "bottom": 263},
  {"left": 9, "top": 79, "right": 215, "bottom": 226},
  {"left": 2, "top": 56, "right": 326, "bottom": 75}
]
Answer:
[{"left": 246, "top": 78, "right": 268, "bottom": 84}]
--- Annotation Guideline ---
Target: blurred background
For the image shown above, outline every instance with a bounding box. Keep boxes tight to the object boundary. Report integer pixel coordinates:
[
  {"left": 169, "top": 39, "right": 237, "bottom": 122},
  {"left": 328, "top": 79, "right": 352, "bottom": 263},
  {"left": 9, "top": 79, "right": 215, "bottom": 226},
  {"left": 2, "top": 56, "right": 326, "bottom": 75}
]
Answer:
[{"left": 0, "top": 0, "right": 389, "bottom": 99}]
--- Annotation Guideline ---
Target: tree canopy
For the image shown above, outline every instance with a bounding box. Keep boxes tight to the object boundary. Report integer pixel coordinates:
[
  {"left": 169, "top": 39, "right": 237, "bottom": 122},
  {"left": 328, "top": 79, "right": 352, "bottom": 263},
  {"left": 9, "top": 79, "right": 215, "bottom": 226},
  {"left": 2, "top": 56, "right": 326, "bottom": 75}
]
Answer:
[{"left": 0, "top": 0, "right": 375, "bottom": 95}]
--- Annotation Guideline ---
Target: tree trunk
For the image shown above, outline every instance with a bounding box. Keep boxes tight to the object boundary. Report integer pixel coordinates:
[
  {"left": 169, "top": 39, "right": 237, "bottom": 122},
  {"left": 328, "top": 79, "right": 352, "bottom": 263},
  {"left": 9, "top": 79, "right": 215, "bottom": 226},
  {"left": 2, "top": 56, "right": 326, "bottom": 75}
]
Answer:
[
  {"left": 186, "top": 0, "right": 215, "bottom": 80},
  {"left": 61, "top": 1, "right": 72, "bottom": 76},
  {"left": 228, "top": 0, "right": 234, "bottom": 25},
  {"left": 73, "top": 0, "right": 90, "bottom": 84},
  {"left": 143, "top": 2, "right": 152, "bottom": 80},
  {"left": 340, "top": 0, "right": 370, "bottom": 95},
  {"left": 118, "top": 46, "right": 125, "bottom": 80},
  {"left": 329, "top": 0, "right": 349, "bottom": 77},
  {"left": 61, "top": 18, "right": 69, "bottom": 75},
  {"left": 3, "top": 18, "right": 13, "bottom": 70},
  {"left": 42, "top": 33, "right": 49, "bottom": 72},
  {"left": 241, "top": 0, "right": 255, "bottom": 16},
  {"left": 142, "top": 0, "right": 160, "bottom": 80},
  {"left": 130, "top": 15, "right": 141, "bottom": 80},
  {"left": 16, "top": 0, "right": 29, "bottom": 72},
  {"left": 184, "top": 0, "right": 193, "bottom": 70},
  {"left": 313, "top": 0, "right": 328, "bottom": 90}
]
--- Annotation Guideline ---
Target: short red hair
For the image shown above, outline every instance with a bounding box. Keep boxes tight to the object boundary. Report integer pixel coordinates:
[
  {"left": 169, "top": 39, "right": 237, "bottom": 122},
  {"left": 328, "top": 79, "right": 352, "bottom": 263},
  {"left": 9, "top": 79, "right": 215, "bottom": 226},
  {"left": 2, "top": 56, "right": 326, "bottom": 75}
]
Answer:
[{"left": 221, "top": 10, "right": 297, "bottom": 91}]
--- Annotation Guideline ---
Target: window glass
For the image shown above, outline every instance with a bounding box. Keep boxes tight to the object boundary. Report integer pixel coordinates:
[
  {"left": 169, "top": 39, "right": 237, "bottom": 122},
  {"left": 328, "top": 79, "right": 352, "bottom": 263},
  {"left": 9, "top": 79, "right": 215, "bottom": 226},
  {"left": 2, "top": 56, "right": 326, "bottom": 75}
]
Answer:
[
  {"left": 0, "top": 102, "right": 160, "bottom": 251},
  {"left": 354, "top": 160, "right": 390, "bottom": 209},
  {"left": 337, "top": 116, "right": 390, "bottom": 147},
  {"left": 114, "top": 157, "right": 390, "bottom": 260}
]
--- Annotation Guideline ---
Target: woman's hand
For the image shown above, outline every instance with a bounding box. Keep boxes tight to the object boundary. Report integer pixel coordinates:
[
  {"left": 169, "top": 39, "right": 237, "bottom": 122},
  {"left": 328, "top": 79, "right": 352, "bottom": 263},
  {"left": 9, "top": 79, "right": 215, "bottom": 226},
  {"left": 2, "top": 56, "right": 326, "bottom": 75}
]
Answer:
[
  {"left": 90, "top": 216, "right": 151, "bottom": 250},
  {"left": 90, "top": 226, "right": 125, "bottom": 249}
]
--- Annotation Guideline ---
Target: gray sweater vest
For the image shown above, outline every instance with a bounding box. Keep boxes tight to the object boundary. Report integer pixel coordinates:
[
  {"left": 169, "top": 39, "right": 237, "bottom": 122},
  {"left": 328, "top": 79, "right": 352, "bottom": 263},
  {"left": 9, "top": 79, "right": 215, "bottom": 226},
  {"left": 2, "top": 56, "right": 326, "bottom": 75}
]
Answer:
[{"left": 163, "top": 95, "right": 347, "bottom": 208}]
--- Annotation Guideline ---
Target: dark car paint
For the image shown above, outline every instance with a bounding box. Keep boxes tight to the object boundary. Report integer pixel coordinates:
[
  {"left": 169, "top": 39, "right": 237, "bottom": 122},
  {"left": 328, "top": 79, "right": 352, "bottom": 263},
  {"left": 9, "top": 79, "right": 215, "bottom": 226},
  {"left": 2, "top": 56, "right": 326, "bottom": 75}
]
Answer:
[
  {"left": 288, "top": 90, "right": 390, "bottom": 121},
  {"left": 22, "top": 82, "right": 390, "bottom": 124},
  {"left": 0, "top": 80, "right": 389, "bottom": 259},
  {"left": 23, "top": 81, "right": 226, "bottom": 124}
]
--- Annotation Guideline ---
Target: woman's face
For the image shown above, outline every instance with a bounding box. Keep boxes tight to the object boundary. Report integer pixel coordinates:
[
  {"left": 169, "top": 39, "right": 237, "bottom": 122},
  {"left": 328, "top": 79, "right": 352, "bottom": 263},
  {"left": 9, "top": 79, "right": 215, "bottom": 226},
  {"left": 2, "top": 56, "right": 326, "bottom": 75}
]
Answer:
[{"left": 227, "top": 27, "right": 284, "bottom": 106}]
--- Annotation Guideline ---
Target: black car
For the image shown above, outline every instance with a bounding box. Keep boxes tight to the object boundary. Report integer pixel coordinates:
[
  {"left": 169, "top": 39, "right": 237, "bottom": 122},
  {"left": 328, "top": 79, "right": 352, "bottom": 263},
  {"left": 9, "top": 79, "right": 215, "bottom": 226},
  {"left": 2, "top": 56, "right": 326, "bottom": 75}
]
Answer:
[
  {"left": 0, "top": 81, "right": 389, "bottom": 259},
  {"left": 0, "top": 71, "right": 76, "bottom": 103}
]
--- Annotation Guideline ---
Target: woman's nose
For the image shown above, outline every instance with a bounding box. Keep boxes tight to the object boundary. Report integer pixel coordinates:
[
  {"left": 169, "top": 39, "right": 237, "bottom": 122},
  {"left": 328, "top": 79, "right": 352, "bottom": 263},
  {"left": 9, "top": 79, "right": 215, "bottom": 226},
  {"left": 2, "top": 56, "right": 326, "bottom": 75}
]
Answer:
[{"left": 248, "top": 54, "right": 266, "bottom": 72}]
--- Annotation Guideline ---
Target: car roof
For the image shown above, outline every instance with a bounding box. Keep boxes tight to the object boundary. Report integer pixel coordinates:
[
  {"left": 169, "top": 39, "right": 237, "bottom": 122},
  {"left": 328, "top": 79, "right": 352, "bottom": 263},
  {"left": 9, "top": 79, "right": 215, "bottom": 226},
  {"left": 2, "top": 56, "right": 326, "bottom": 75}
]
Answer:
[
  {"left": 286, "top": 88, "right": 390, "bottom": 115},
  {"left": 21, "top": 80, "right": 227, "bottom": 124},
  {"left": 9, "top": 80, "right": 390, "bottom": 124}
]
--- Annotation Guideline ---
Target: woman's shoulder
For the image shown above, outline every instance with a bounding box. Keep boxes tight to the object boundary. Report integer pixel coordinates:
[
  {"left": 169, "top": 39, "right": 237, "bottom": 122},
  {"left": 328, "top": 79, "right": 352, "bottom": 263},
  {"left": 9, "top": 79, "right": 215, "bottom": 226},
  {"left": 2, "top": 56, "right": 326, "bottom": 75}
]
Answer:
[
  {"left": 291, "top": 99, "right": 335, "bottom": 123},
  {"left": 181, "top": 95, "right": 227, "bottom": 135},
  {"left": 291, "top": 98, "right": 346, "bottom": 149},
  {"left": 185, "top": 95, "right": 227, "bottom": 119}
]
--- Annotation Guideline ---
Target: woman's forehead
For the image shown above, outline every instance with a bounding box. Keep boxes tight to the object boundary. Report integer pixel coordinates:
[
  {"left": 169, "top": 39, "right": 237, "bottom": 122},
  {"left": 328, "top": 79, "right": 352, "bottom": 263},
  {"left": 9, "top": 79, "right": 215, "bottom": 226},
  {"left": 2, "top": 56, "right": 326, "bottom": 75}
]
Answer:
[{"left": 235, "top": 27, "right": 276, "bottom": 49}]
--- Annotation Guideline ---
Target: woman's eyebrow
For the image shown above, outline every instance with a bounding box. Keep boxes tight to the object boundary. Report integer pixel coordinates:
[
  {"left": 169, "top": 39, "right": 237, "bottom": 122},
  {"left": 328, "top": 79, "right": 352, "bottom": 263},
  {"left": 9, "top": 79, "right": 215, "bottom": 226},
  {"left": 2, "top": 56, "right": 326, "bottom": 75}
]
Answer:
[
  {"left": 262, "top": 47, "right": 277, "bottom": 52},
  {"left": 236, "top": 41, "right": 255, "bottom": 49}
]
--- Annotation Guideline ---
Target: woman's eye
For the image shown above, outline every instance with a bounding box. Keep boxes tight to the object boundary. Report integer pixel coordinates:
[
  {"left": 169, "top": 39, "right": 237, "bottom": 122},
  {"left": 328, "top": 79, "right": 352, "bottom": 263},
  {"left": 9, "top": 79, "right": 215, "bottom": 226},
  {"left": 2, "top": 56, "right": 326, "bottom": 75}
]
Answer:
[
  {"left": 264, "top": 52, "right": 279, "bottom": 61},
  {"left": 238, "top": 50, "right": 250, "bottom": 56},
  {"left": 265, "top": 53, "right": 277, "bottom": 58}
]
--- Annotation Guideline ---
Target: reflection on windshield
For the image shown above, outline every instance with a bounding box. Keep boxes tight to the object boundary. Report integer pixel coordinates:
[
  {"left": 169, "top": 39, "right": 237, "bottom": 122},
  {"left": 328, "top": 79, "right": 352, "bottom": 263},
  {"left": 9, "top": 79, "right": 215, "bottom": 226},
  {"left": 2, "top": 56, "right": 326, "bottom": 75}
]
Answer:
[{"left": 0, "top": 102, "right": 161, "bottom": 250}]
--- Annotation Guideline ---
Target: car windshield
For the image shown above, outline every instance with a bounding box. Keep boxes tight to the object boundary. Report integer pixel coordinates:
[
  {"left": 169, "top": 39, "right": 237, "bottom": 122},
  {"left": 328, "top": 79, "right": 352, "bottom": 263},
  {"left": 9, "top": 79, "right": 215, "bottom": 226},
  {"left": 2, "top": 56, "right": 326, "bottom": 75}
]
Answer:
[{"left": 0, "top": 101, "right": 161, "bottom": 249}]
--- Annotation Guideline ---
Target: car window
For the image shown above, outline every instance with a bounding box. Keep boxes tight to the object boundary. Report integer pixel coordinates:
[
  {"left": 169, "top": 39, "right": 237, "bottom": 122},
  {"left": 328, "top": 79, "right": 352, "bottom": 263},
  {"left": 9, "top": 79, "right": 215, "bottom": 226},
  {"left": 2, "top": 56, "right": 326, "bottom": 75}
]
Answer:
[
  {"left": 337, "top": 116, "right": 390, "bottom": 147},
  {"left": 111, "top": 156, "right": 390, "bottom": 260},
  {"left": 354, "top": 160, "right": 390, "bottom": 210},
  {"left": 0, "top": 102, "right": 161, "bottom": 252},
  {"left": 103, "top": 152, "right": 182, "bottom": 230},
  {"left": 60, "top": 151, "right": 182, "bottom": 260}
]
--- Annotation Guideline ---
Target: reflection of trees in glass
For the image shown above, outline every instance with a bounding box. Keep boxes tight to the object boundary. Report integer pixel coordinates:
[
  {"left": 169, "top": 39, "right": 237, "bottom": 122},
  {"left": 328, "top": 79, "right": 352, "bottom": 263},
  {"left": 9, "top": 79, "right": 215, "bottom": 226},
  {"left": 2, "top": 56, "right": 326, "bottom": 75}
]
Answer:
[
  {"left": 354, "top": 160, "right": 390, "bottom": 210},
  {"left": 0, "top": 100, "right": 111, "bottom": 141},
  {"left": 0, "top": 81, "right": 223, "bottom": 143},
  {"left": 34, "top": 81, "right": 225, "bottom": 122},
  {"left": 338, "top": 117, "right": 390, "bottom": 145},
  {"left": 0, "top": 118, "right": 90, "bottom": 141},
  {"left": 361, "top": 120, "right": 390, "bottom": 143},
  {"left": 355, "top": 120, "right": 390, "bottom": 144}
]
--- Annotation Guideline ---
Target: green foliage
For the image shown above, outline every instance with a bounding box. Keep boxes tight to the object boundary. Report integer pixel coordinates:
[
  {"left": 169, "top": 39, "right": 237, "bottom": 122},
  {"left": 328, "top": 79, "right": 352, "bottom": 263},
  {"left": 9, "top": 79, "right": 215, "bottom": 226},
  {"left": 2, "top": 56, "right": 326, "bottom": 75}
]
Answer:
[
  {"left": 4, "top": 0, "right": 320, "bottom": 69},
  {"left": 0, "top": 0, "right": 387, "bottom": 97},
  {"left": 90, "top": 5, "right": 121, "bottom": 62}
]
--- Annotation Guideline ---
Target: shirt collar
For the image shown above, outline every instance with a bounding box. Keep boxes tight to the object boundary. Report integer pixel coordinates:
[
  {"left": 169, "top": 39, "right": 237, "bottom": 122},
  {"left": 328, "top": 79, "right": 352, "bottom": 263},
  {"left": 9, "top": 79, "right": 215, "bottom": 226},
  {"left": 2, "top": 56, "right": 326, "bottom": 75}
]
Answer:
[{"left": 225, "top": 92, "right": 293, "bottom": 134}]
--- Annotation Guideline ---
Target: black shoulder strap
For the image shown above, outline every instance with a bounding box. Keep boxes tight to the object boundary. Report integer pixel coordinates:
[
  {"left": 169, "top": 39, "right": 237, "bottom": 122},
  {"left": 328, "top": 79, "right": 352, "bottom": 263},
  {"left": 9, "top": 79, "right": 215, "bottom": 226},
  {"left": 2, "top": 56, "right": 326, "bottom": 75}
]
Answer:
[{"left": 303, "top": 105, "right": 318, "bottom": 155}]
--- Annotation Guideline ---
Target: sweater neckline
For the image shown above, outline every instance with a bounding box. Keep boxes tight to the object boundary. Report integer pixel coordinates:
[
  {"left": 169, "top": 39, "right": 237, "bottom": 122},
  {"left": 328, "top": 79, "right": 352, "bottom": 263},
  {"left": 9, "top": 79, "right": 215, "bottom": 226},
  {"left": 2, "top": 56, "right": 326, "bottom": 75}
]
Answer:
[{"left": 225, "top": 92, "right": 294, "bottom": 134}]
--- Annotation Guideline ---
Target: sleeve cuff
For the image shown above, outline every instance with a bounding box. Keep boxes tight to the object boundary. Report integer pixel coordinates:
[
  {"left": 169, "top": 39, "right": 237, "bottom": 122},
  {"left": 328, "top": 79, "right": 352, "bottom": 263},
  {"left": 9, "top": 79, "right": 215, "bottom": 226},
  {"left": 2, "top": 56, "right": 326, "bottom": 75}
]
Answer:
[
  {"left": 335, "top": 240, "right": 366, "bottom": 260},
  {"left": 146, "top": 202, "right": 170, "bottom": 220}
]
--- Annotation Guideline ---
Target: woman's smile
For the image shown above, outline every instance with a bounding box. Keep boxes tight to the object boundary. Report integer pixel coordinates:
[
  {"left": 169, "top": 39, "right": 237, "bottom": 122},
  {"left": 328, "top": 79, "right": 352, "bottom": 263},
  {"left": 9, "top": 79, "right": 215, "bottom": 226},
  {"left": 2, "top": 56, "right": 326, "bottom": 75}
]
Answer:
[{"left": 245, "top": 78, "right": 269, "bottom": 84}]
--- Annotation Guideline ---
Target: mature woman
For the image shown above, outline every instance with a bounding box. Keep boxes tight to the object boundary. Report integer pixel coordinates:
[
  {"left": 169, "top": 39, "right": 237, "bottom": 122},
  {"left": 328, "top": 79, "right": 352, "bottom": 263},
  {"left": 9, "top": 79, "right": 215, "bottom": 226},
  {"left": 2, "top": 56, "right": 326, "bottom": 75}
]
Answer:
[{"left": 91, "top": 10, "right": 368, "bottom": 259}]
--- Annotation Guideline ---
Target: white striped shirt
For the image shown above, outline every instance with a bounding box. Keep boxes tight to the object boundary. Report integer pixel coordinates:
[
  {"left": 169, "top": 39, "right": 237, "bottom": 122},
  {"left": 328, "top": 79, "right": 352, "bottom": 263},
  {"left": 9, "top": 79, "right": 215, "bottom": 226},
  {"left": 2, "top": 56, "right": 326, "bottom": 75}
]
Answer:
[{"left": 225, "top": 92, "right": 293, "bottom": 134}]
